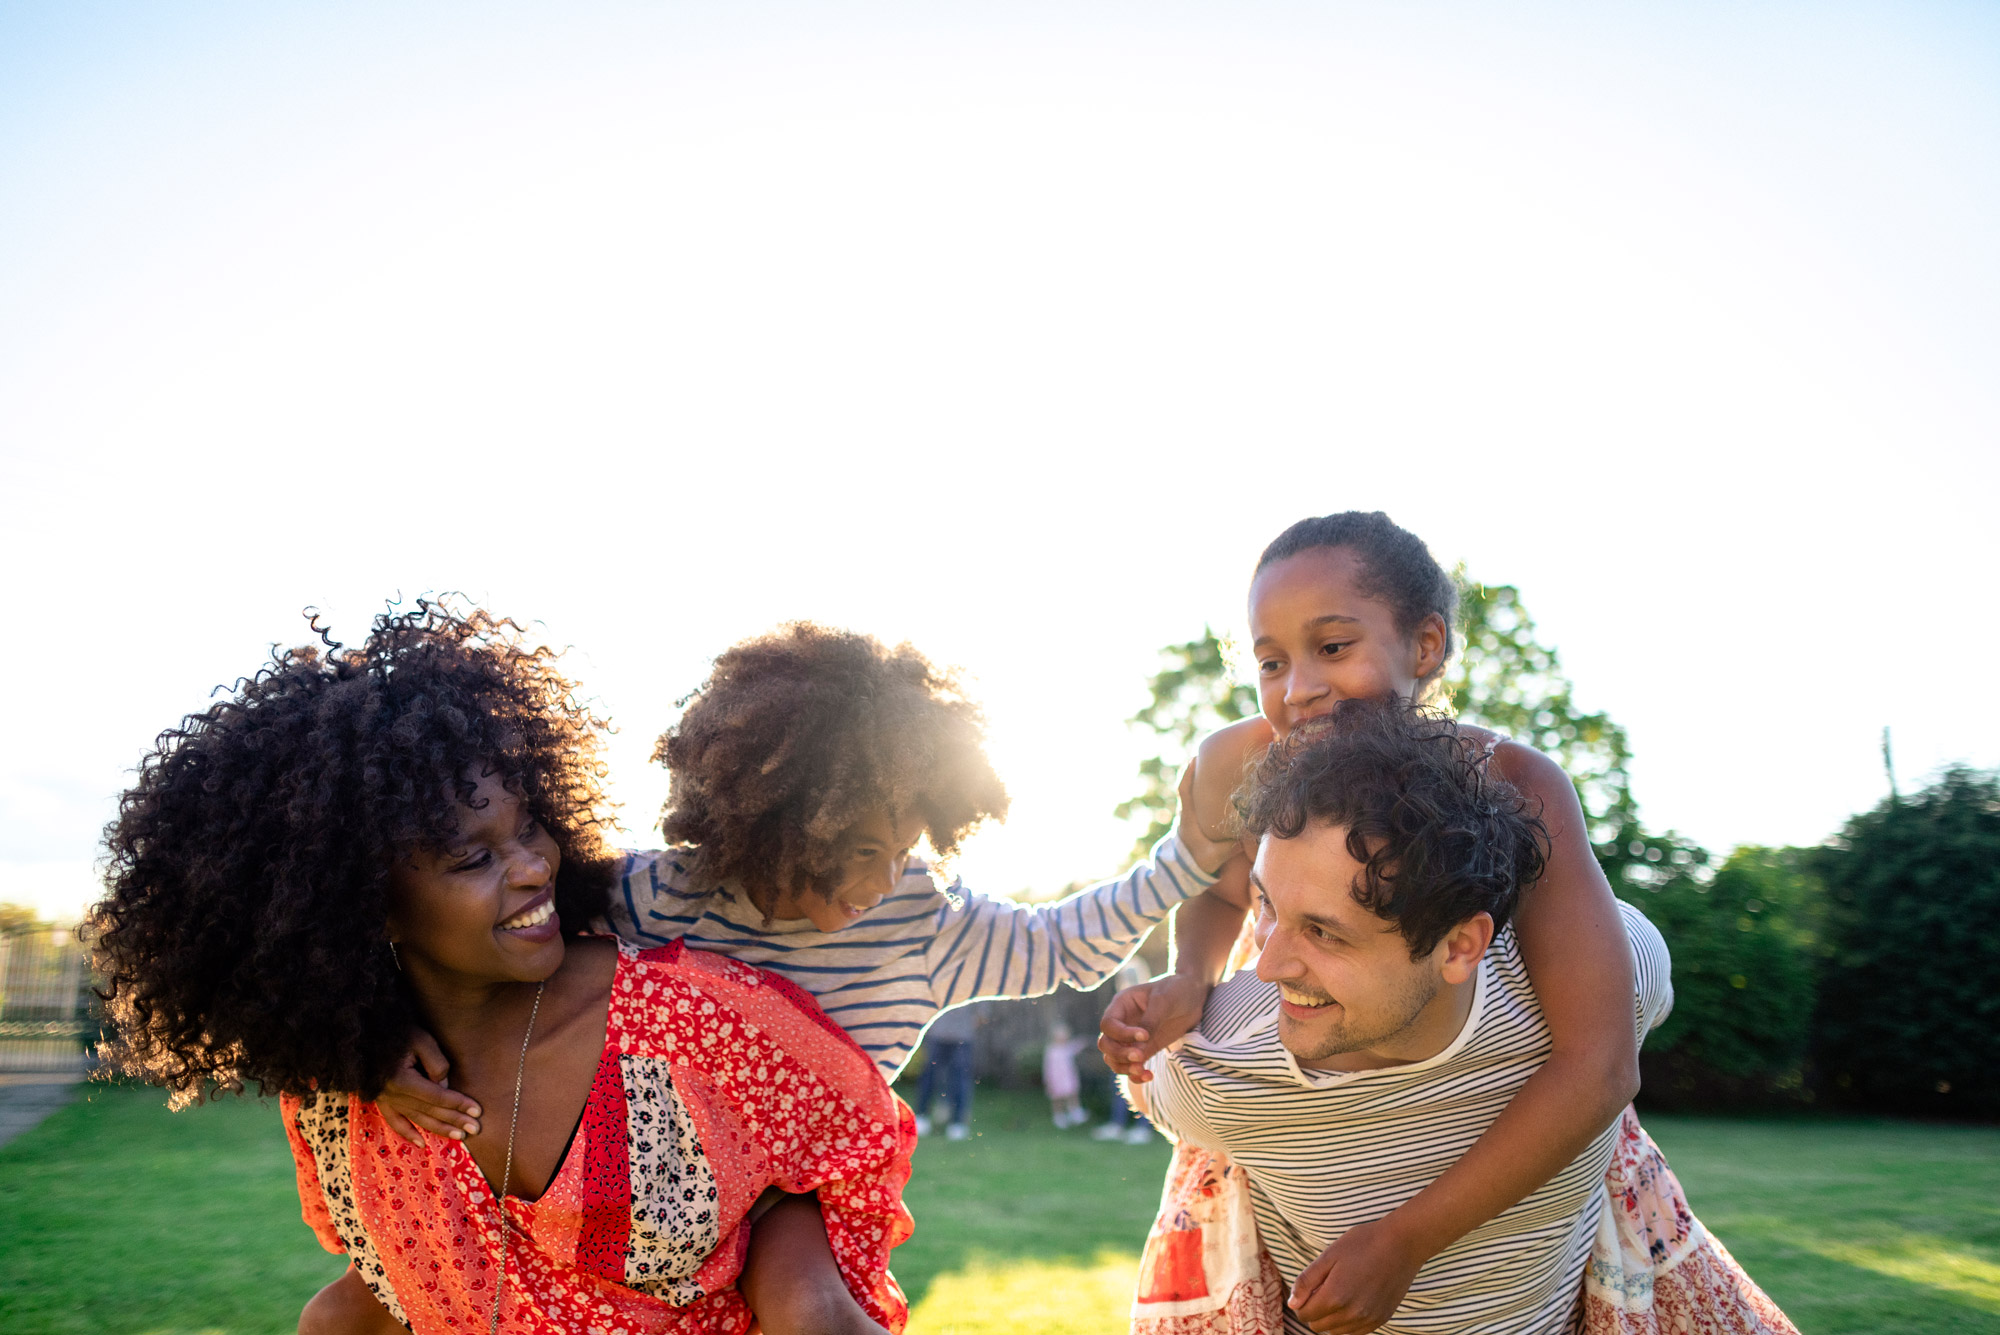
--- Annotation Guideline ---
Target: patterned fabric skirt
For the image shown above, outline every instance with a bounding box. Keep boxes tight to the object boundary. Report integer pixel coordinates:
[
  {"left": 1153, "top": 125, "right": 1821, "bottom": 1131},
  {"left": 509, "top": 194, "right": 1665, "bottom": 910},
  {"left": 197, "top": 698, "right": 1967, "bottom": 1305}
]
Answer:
[
  {"left": 1129, "top": 1110, "right": 1797, "bottom": 1335},
  {"left": 1580, "top": 1107, "right": 1797, "bottom": 1335}
]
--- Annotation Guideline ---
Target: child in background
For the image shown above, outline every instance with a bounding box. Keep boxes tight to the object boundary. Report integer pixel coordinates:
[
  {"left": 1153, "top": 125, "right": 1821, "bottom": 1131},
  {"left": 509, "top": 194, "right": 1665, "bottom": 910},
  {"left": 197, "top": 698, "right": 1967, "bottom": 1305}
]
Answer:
[{"left": 1042, "top": 1020, "right": 1089, "bottom": 1128}]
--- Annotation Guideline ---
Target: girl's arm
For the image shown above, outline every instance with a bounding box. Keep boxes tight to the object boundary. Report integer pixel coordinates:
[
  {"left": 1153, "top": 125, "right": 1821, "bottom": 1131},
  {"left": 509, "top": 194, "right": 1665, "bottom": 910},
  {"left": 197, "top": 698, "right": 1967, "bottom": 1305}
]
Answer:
[
  {"left": 740, "top": 1192, "right": 893, "bottom": 1335},
  {"left": 1287, "top": 740, "right": 1639, "bottom": 1333}
]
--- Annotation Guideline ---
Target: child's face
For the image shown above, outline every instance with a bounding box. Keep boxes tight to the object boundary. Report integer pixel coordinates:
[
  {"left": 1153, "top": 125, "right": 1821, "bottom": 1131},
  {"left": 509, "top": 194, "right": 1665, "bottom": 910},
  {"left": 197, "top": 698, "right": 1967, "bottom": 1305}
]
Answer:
[
  {"left": 1249, "top": 546, "right": 1445, "bottom": 735},
  {"left": 771, "top": 809, "right": 926, "bottom": 933}
]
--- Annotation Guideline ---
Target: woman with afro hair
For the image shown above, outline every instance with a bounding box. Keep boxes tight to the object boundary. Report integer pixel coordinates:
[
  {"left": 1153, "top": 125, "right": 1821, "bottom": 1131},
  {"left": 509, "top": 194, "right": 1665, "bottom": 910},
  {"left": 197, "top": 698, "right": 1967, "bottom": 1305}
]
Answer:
[
  {"left": 385, "top": 621, "right": 1242, "bottom": 1144},
  {"left": 91, "top": 602, "right": 915, "bottom": 1335}
]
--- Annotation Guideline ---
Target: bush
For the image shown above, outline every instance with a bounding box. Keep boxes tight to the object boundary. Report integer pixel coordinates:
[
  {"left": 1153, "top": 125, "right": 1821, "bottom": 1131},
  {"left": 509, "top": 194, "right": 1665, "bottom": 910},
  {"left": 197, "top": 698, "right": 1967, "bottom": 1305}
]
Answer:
[
  {"left": 1630, "top": 847, "right": 1822, "bottom": 1109},
  {"left": 1811, "top": 767, "right": 2000, "bottom": 1120}
]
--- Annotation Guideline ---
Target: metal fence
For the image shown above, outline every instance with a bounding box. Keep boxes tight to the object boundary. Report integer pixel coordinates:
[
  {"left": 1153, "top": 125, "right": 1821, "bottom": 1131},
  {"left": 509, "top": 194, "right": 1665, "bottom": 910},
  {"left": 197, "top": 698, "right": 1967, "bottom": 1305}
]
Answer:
[{"left": 0, "top": 926, "right": 96, "bottom": 1075}]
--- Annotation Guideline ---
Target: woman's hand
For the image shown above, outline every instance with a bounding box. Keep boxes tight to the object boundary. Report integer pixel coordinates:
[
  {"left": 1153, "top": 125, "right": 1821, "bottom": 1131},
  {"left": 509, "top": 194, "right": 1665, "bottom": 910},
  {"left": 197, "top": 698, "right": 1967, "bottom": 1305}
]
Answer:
[
  {"left": 1286, "top": 1218, "right": 1422, "bottom": 1334},
  {"left": 375, "top": 1029, "right": 482, "bottom": 1145},
  {"left": 1097, "top": 973, "right": 1212, "bottom": 1081}
]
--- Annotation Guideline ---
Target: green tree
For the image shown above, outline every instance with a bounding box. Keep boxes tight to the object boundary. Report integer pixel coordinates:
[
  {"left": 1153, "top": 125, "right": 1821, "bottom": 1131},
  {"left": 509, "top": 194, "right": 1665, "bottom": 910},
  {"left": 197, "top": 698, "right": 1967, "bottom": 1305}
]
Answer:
[
  {"left": 1636, "top": 847, "right": 1823, "bottom": 1107},
  {"left": 1113, "top": 627, "right": 1259, "bottom": 860},
  {"left": 1811, "top": 766, "right": 2000, "bottom": 1119},
  {"left": 0, "top": 902, "right": 46, "bottom": 934}
]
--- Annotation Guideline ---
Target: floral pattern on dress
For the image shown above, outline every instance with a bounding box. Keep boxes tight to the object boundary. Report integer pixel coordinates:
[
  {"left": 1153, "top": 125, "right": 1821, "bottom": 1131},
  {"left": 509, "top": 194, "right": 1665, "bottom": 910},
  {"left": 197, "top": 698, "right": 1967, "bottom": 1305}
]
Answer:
[{"left": 282, "top": 939, "right": 915, "bottom": 1335}]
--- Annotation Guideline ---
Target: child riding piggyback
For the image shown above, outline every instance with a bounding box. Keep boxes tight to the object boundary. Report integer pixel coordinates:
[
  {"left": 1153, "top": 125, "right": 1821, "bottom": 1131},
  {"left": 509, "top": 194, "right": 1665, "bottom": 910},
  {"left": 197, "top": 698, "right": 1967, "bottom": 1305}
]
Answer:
[{"left": 386, "top": 622, "right": 1240, "bottom": 1140}]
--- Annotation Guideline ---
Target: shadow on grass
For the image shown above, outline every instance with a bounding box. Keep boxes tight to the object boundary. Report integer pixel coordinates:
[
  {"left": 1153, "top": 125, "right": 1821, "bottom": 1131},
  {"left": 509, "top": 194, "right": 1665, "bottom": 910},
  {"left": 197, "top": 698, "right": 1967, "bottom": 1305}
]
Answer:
[{"left": 1645, "top": 1113, "right": 2000, "bottom": 1334}]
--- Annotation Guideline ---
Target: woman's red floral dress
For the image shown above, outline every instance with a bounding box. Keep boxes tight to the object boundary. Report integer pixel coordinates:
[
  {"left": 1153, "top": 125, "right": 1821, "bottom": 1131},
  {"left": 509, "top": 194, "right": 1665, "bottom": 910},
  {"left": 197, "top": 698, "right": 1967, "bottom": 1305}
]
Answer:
[{"left": 283, "top": 941, "right": 916, "bottom": 1335}]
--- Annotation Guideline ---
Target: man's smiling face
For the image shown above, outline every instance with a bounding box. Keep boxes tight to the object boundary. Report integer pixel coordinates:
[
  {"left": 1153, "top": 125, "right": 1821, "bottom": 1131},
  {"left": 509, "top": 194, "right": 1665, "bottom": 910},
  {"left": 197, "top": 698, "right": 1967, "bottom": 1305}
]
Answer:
[{"left": 1251, "top": 821, "right": 1470, "bottom": 1071}]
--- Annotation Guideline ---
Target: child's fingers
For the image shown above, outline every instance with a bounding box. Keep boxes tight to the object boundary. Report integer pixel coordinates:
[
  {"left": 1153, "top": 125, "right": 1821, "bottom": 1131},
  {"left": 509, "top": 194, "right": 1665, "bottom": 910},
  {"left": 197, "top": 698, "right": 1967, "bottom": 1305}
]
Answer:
[
  {"left": 411, "top": 1029, "right": 453, "bottom": 1084},
  {"left": 378, "top": 1103, "right": 428, "bottom": 1146},
  {"left": 408, "top": 1110, "right": 472, "bottom": 1141}
]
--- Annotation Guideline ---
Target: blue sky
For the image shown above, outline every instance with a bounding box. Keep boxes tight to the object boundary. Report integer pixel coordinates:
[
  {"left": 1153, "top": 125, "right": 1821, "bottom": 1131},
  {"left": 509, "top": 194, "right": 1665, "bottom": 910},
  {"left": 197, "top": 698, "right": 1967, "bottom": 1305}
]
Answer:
[{"left": 3, "top": 1, "right": 1996, "bottom": 918}]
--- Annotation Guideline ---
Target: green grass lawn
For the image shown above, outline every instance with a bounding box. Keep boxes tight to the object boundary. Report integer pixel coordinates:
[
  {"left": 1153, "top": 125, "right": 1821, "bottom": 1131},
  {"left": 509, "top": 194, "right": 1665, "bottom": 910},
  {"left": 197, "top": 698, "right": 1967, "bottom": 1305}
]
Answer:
[{"left": 1, "top": 1082, "right": 1995, "bottom": 1334}]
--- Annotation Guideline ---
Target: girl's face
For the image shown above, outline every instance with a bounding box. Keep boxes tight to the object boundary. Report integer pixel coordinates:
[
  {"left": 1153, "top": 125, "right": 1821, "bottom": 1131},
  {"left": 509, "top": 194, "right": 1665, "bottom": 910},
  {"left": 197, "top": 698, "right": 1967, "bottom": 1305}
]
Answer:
[
  {"left": 1249, "top": 546, "right": 1447, "bottom": 736},
  {"left": 386, "top": 768, "right": 566, "bottom": 988},
  {"left": 771, "top": 809, "right": 925, "bottom": 933}
]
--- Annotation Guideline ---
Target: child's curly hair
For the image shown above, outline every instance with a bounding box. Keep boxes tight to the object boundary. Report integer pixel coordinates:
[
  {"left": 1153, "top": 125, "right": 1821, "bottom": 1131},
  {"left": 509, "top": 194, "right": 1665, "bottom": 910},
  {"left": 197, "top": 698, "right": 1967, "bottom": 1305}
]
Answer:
[
  {"left": 90, "top": 600, "right": 615, "bottom": 1106},
  {"left": 658, "top": 624, "right": 1009, "bottom": 917}
]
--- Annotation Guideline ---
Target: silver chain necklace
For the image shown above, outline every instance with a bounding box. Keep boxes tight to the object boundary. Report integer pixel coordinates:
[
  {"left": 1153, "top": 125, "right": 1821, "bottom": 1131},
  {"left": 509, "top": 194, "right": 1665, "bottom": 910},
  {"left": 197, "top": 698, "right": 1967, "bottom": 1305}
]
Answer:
[{"left": 489, "top": 980, "right": 546, "bottom": 1335}]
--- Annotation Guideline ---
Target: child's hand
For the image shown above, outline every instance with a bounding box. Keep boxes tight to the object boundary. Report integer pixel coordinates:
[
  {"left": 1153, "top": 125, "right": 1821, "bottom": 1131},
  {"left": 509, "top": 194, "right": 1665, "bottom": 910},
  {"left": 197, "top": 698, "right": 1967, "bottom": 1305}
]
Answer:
[
  {"left": 1287, "top": 1218, "right": 1421, "bottom": 1333},
  {"left": 1191, "top": 718, "right": 1276, "bottom": 845},
  {"left": 1097, "top": 974, "right": 1212, "bottom": 1081},
  {"left": 375, "top": 1030, "right": 482, "bottom": 1145}
]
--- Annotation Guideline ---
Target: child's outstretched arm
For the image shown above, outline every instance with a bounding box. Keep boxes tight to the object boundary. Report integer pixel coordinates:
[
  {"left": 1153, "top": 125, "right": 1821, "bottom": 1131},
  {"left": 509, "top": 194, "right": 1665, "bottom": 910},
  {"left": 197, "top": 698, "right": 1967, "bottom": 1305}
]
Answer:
[
  {"left": 926, "top": 763, "right": 1237, "bottom": 1012},
  {"left": 1286, "top": 741, "right": 1639, "bottom": 1334},
  {"left": 1100, "top": 719, "right": 1268, "bottom": 1078}
]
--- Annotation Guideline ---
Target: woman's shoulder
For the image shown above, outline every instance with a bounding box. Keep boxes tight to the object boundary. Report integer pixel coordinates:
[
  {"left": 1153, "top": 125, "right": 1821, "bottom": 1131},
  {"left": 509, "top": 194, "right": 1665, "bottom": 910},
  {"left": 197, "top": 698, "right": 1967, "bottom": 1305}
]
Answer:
[{"left": 610, "top": 942, "right": 884, "bottom": 1090}]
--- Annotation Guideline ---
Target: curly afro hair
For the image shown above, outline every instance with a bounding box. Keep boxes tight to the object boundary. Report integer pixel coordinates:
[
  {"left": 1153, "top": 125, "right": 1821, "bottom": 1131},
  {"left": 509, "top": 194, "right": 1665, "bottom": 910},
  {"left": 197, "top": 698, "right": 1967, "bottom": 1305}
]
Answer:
[
  {"left": 89, "top": 600, "right": 615, "bottom": 1106},
  {"left": 1241, "top": 699, "right": 1547, "bottom": 958},
  {"left": 658, "top": 623, "right": 1009, "bottom": 918}
]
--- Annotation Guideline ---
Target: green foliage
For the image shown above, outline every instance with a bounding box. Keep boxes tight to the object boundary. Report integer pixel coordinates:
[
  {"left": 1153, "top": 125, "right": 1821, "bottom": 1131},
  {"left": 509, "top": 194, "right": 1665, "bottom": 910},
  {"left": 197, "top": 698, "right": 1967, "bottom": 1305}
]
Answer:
[
  {"left": 1635, "top": 847, "right": 1823, "bottom": 1107},
  {"left": 1445, "top": 575, "right": 1636, "bottom": 846},
  {"left": 1113, "top": 626, "right": 1258, "bottom": 859},
  {"left": 1811, "top": 767, "right": 2000, "bottom": 1120},
  {"left": 0, "top": 903, "right": 46, "bottom": 934}
]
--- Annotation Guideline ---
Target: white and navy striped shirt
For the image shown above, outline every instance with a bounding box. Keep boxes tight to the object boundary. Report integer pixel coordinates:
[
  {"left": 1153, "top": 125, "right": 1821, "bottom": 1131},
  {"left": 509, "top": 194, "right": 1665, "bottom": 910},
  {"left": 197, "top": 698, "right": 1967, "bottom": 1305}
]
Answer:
[
  {"left": 603, "top": 833, "right": 1217, "bottom": 1078},
  {"left": 1142, "top": 900, "right": 1673, "bottom": 1335}
]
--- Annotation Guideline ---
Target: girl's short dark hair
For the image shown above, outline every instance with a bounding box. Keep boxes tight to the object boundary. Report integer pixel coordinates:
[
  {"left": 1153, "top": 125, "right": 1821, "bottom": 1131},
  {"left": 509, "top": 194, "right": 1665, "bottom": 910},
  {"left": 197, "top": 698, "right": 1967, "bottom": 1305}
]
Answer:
[
  {"left": 1257, "top": 511, "right": 1459, "bottom": 698},
  {"left": 658, "top": 624, "right": 1009, "bottom": 917},
  {"left": 1241, "top": 699, "right": 1546, "bottom": 958},
  {"left": 90, "top": 601, "right": 615, "bottom": 1105}
]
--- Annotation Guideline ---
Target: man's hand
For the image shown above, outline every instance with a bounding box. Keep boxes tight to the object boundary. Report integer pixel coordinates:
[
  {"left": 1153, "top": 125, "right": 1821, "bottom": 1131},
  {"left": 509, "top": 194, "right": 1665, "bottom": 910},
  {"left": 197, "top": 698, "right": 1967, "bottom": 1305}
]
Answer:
[
  {"left": 1097, "top": 973, "right": 1212, "bottom": 1081},
  {"left": 1287, "top": 1218, "right": 1422, "bottom": 1334},
  {"left": 375, "top": 1030, "right": 481, "bottom": 1145}
]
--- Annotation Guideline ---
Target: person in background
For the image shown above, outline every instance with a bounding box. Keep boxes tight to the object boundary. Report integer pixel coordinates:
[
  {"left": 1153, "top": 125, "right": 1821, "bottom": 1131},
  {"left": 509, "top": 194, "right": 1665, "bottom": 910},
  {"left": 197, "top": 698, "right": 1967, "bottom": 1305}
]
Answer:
[
  {"left": 912, "top": 1001, "right": 980, "bottom": 1139},
  {"left": 1093, "top": 961, "right": 1159, "bottom": 1144},
  {"left": 1042, "top": 1019, "right": 1090, "bottom": 1128}
]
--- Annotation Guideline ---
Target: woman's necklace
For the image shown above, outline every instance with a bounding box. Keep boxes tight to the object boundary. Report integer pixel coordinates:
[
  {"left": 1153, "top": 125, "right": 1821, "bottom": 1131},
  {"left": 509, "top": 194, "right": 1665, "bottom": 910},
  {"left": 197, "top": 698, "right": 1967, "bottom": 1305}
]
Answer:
[{"left": 490, "top": 980, "right": 546, "bottom": 1335}]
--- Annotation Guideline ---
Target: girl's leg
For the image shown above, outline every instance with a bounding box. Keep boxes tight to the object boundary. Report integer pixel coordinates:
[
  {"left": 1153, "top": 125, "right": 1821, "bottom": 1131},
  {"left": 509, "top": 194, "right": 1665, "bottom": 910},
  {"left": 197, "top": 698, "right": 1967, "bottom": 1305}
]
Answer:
[{"left": 298, "top": 1266, "right": 405, "bottom": 1335}]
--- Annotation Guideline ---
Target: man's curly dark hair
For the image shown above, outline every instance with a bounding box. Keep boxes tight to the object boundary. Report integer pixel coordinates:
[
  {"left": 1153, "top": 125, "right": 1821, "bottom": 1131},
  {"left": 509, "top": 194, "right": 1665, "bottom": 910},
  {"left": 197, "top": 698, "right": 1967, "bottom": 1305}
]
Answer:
[
  {"left": 658, "top": 623, "right": 1009, "bottom": 918},
  {"left": 89, "top": 600, "right": 616, "bottom": 1107},
  {"left": 1242, "top": 699, "right": 1547, "bottom": 958}
]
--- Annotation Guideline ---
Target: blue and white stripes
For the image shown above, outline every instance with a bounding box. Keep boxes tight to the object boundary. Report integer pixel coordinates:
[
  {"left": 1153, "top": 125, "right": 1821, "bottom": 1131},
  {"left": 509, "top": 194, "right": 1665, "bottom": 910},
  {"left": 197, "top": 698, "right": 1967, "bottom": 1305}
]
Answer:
[{"left": 603, "top": 833, "right": 1217, "bottom": 1078}]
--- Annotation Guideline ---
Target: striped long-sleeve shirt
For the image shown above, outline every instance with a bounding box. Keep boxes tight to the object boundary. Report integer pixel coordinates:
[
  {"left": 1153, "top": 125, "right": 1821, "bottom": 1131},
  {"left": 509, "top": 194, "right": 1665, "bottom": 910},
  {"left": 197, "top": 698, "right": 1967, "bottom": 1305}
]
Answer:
[
  {"left": 1141, "top": 900, "right": 1673, "bottom": 1335},
  {"left": 603, "top": 833, "right": 1218, "bottom": 1078}
]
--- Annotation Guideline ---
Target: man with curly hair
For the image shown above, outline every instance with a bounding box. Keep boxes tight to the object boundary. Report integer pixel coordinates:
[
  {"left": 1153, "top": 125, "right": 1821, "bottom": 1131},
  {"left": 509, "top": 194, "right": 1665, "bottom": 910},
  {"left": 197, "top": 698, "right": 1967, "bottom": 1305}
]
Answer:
[
  {"left": 387, "top": 622, "right": 1243, "bottom": 1144},
  {"left": 1126, "top": 702, "right": 1690, "bottom": 1335}
]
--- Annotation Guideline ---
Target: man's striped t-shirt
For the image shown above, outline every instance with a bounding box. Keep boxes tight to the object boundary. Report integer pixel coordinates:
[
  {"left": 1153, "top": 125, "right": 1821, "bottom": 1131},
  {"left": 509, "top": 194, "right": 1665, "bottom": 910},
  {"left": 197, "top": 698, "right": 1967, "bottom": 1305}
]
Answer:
[
  {"left": 1141, "top": 900, "right": 1673, "bottom": 1335},
  {"left": 602, "top": 833, "right": 1217, "bottom": 1078}
]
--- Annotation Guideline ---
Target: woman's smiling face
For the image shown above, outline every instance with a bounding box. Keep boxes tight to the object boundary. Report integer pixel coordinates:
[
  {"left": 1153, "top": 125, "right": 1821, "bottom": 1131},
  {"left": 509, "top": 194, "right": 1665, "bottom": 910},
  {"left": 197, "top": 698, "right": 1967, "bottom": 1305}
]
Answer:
[
  {"left": 1249, "top": 546, "right": 1447, "bottom": 736},
  {"left": 385, "top": 768, "right": 566, "bottom": 987}
]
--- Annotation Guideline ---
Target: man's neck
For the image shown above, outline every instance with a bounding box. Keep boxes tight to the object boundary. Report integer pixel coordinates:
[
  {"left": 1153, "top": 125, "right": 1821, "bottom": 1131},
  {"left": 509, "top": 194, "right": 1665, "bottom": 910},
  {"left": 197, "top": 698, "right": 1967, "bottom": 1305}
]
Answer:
[{"left": 1302, "top": 971, "right": 1481, "bottom": 1073}]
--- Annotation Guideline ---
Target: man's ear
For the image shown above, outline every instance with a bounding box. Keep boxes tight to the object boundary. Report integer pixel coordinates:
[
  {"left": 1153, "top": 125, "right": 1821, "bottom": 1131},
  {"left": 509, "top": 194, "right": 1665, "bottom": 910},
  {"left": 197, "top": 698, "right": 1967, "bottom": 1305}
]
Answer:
[{"left": 1437, "top": 911, "right": 1495, "bottom": 985}]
